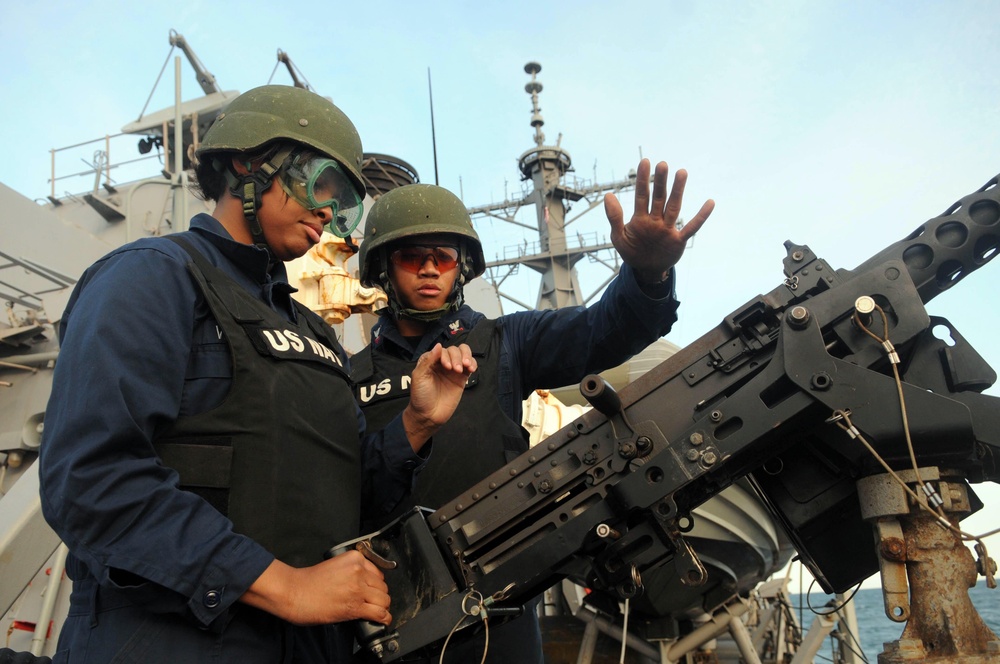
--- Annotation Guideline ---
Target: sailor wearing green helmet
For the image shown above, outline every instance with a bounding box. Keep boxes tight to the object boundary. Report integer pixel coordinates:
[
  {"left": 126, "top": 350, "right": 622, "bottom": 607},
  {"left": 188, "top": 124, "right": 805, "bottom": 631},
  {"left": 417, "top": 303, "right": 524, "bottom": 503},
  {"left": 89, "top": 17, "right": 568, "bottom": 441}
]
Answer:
[
  {"left": 39, "top": 85, "right": 476, "bottom": 663},
  {"left": 352, "top": 160, "right": 714, "bottom": 663},
  {"left": 193, "top": 84, "right": 368, "bottom": 251}
]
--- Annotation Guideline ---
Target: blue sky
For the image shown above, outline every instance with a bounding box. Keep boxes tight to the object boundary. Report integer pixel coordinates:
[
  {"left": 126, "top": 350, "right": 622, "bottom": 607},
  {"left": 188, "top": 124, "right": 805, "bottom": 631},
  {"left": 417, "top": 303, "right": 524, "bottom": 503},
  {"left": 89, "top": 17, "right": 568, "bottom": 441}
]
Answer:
[{"left": 2, "top": 0, "right": 998, "bottom": 594}]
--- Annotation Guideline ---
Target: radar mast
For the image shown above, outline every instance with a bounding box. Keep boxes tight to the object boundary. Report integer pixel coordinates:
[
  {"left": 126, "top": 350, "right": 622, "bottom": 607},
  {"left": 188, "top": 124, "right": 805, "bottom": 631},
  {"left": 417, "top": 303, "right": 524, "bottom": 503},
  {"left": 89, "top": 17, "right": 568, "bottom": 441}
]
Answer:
[{"left": 469, "top": 62, "right": 640, "bottom": 311}]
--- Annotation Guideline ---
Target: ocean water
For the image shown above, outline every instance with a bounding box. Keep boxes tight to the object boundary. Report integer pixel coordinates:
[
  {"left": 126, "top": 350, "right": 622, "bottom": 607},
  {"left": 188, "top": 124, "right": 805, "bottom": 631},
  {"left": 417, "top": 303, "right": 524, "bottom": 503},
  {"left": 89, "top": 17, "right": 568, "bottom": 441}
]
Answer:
[{"left": 791, "top": 583, "right": 999, "bottom": 663}]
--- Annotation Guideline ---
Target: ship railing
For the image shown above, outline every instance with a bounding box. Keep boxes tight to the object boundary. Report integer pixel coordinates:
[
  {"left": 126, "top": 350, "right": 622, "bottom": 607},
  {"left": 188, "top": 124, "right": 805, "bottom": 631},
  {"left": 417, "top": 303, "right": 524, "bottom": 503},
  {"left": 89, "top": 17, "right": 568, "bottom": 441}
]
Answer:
[
  {"left": 492, "top": 231, "right": 615, "bottom": 262},
  {"left": 46, "top": 132, "right": 168, "bottom": 205},
  {"left": 0, "top": 250, "right": 76, "bottom": 324}
]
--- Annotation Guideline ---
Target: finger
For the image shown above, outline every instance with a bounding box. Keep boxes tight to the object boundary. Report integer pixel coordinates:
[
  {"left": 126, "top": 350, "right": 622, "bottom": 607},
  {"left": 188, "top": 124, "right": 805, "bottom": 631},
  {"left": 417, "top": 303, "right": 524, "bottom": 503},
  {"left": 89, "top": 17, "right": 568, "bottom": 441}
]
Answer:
[
  {"left": 360, "top": 565, "right": 389, "bottom": 593},
  {"left": 359, "top": 602, "right": 392, "bottom": 625},
  {"left": 446, "top": 344, "right": 473, "bottom": 373},
  {"left": 338, "top": 550, "right": 387, "bottom": 583},
  {"left": 460, "top": 344, "right": 476, "bottom": 372},
  {"left": 649, "top": 161, "right": 670, "bottom": 219},
  {"left": 604, "top": 192, "right": 624, "bottom": 239},
  {"left": 441, "top": 346, "right": 465, "bottom": 373},
  {"left": 678, "top": 199, "right": 716, "bottom": 241},
  {"left": 429, "top": 342, "right": 453, "bottom": 371},
  {"left": 362, "top": 578, "right": 391, "bottom": 602},
  {"left": 631, "top": 158, "right": 652, "bottom": 218},
  {"left": 664, "top": 168, "right": 688, "bottom": 222},
  {"left": 418, "top": 343, "right": 443, "bottom": 369},
  {"left": 364, "top": 580, "right": 390, "bottom": 599}
]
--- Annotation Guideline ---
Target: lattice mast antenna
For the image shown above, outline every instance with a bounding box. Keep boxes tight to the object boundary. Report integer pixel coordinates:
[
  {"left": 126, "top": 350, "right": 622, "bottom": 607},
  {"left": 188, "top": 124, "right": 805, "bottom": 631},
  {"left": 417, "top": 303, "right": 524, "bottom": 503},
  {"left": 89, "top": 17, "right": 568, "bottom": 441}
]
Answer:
[{"left": 468, "top": 62, "right": 639, "bottom": 310}]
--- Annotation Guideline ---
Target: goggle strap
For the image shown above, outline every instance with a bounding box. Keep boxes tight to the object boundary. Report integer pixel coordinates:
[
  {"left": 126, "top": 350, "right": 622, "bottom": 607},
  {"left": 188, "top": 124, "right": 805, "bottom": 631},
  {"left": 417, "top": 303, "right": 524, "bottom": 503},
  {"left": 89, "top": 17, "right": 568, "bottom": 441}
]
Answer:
[
  {"left": 261, "top": 145, "right": 296, "bottom": 178},
  {"left": 343, "top": 234, "right": 359, "bottom": 254},
  {"left": 458, "top": 244, "right": 471, "bottom": 285},
  {"left": 224, "top": 145, "right": 296, "bottom": 259}
]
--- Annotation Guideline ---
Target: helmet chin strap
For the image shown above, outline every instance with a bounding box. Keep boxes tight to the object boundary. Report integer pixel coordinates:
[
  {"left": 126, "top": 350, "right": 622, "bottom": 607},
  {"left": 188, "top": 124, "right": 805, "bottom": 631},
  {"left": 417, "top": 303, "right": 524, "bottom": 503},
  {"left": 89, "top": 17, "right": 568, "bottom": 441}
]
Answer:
[{"left": 219, "top": 145, "right": 296, "bottom": 258}]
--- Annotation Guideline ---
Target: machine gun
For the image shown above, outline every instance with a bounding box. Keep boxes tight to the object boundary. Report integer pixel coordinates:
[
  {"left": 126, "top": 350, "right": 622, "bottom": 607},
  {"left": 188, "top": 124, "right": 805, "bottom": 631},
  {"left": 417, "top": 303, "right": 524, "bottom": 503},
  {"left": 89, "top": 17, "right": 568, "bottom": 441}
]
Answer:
[{"left": 333, "top": 174, "right": 1000, "bottom": 662}]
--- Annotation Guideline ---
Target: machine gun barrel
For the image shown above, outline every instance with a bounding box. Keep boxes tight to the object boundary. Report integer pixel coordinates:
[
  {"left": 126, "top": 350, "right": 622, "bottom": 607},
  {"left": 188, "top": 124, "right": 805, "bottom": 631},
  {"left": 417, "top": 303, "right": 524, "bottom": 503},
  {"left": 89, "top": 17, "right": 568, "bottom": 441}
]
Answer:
[
  {"left": 339, "top": 173, "right": 1000, "bottom": 661},
  {"left": 848, "top": 173, "right": 999, "bottom": 304}
]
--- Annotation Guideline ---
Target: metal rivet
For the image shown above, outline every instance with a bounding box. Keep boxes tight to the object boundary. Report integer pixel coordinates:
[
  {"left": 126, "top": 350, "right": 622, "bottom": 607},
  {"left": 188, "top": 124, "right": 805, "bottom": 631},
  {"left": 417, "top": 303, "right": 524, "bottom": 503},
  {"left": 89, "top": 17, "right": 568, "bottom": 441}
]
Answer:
[
  {"left": 788, "top": 306, "right": 810, "bottom": 329},
  {"left": 855, "top": 296, "right": 876, "bottom": 315},
  {"left": 299, "top": 118, "right": 309, "bottom": 127}
]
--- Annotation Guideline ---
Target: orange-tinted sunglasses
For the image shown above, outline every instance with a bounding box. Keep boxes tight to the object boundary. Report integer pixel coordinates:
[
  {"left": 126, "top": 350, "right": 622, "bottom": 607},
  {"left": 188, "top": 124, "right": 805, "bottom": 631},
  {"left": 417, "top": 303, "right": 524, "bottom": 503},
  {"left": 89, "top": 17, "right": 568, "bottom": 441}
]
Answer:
[{"left": 389, "top": 245, "right": 460, "bottom": 274}]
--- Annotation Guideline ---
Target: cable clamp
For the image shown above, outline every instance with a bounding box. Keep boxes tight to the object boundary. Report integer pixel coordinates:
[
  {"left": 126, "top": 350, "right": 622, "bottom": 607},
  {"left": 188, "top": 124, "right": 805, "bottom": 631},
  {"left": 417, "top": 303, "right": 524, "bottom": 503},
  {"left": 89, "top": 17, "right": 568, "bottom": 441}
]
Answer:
[
  {"left": 461, "top": 589, "right": 487, "bottom": 618},
  {"left": 882, "top": 340, "right": 900, "bottom": 364}
]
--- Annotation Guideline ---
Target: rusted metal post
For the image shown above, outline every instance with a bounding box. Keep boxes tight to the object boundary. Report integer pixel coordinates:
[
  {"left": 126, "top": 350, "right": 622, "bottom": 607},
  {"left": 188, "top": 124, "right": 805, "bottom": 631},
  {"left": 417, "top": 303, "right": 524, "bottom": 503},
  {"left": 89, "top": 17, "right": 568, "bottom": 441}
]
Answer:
[{"left": 858, "top": 468, "right": 1000, "bottom": 662}]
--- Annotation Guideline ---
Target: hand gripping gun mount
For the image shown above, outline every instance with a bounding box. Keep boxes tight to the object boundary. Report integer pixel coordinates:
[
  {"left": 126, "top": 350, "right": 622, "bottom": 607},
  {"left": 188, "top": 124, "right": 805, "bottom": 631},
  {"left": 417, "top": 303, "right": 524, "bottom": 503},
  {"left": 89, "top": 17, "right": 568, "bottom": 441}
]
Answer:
[{"left": 333, "top": 175, "right": 1000, "bottom": 662}]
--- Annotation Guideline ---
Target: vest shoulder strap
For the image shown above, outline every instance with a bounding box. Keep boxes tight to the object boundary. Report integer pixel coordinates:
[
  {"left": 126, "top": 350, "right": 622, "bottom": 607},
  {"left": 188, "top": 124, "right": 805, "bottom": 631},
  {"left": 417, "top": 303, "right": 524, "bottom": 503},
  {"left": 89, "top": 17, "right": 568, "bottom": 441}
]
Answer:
[
  {"left": 350, "top": 344, "right": 375, "bottom": 383},
  {"left": 463, "top": 318, "right": 497, "bottom": 356},
  {"left": 165, "top": 235, "right": 263, "bottom": 323}
]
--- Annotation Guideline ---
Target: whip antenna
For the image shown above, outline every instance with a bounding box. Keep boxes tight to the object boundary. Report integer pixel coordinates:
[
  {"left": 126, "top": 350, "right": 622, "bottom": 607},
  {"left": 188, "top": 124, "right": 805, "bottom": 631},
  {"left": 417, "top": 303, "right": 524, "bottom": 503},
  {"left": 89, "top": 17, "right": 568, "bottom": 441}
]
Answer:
[{"left": 428, "top": 68, "right": 439, "bottom": 185}]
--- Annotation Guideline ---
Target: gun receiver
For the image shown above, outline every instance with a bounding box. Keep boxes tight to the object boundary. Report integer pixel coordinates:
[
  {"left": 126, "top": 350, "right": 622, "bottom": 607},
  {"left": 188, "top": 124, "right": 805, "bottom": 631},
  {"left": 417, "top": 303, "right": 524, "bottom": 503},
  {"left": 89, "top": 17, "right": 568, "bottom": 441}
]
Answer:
[{"left": 334, "top": 175, "right": 1000, "bottom": 661}]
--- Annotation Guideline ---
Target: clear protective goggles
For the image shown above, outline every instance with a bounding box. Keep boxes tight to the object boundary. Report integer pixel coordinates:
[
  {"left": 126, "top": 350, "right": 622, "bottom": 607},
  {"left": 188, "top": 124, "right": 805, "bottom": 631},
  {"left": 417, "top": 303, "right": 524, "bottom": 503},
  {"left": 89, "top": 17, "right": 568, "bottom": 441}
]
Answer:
[{"left": 277, "top": 149, "right": 364, "bottom": 238}]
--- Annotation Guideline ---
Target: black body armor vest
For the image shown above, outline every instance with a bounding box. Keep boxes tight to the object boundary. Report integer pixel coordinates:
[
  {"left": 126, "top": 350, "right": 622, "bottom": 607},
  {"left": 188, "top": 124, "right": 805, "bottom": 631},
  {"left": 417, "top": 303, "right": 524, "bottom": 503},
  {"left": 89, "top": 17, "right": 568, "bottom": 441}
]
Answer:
[
  {"left": 351, "top": 319, "right": 528, "bottom": 526},
  {"left": 153, "top": 237, "right": 359, "bottom": 567}
]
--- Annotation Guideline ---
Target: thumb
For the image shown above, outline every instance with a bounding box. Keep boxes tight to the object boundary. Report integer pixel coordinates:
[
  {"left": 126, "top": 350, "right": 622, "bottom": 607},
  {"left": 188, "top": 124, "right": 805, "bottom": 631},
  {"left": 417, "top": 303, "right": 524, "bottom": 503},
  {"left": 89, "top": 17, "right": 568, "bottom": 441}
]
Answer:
[{"left": 604, "top": 193, "right": 624, "bottom": 239}]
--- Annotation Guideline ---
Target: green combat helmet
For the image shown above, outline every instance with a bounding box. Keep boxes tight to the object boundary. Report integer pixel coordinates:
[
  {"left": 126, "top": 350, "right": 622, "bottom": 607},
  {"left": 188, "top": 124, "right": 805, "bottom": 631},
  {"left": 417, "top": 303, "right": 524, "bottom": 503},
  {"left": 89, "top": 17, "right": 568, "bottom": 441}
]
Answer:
[
  {"left": 360, "top": 184, "right": 486, "bottom": 321},
  {"left": 196, "top": 85, "right": 366, "bottom": 247}
]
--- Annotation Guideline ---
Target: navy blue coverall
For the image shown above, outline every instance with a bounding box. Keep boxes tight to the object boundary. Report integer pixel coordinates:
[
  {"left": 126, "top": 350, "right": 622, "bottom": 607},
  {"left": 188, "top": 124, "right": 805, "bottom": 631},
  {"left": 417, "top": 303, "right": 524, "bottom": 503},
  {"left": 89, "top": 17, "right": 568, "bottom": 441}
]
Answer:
[{"left": 39, "top": 214, "right": 422, "bottom": 663}]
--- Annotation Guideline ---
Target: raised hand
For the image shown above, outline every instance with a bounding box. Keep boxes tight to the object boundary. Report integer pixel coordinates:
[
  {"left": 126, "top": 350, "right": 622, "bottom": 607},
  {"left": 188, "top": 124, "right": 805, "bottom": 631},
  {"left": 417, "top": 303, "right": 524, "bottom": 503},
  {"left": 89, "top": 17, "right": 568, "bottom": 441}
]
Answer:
[{"left": 604, "top": 158, "right": 715, "bottom": 282}]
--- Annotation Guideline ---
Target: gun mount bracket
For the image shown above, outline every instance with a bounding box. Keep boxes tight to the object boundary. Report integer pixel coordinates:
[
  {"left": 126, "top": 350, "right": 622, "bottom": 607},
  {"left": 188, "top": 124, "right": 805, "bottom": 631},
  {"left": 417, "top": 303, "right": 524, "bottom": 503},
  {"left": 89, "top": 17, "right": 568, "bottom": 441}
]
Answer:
[{"left": 672, "top": 530, "right": 708, "bottom": 587}]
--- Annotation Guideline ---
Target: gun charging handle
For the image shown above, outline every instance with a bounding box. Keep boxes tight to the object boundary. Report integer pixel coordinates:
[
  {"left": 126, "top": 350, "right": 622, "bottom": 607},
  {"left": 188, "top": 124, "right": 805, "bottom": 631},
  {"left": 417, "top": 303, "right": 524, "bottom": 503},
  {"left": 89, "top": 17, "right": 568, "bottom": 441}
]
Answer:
[{"left": 581, "top": 374, "right": 621, "bottom": 416}]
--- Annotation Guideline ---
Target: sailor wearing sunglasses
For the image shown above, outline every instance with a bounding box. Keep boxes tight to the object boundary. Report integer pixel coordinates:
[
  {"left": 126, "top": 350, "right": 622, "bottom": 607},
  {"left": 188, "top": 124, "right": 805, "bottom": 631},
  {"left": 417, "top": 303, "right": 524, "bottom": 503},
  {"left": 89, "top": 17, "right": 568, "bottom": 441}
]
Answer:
[{"left": 352, "top": 159, "right": 713, "bottom": 664}]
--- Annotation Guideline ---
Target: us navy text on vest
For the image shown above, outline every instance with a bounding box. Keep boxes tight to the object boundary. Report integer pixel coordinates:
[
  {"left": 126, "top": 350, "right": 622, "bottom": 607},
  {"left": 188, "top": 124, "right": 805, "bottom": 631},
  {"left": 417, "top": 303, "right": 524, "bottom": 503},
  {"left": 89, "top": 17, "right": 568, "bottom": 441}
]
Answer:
[
  {"left": 258, "top": 327, "right": 344, "bottom": 368},
  {"left": 358, "top": 375, "right": 412, "bottom": 403}
]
